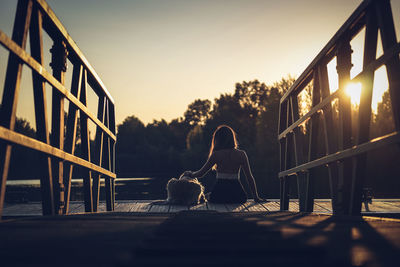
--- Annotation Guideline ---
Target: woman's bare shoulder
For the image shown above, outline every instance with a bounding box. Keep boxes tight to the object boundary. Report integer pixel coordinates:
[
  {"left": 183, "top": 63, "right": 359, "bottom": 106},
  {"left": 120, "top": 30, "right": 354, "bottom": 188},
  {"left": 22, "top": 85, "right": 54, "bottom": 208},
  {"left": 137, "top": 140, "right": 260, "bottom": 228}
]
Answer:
[{"left": 234, "top": 149, "right": 247, "bottom": 159}]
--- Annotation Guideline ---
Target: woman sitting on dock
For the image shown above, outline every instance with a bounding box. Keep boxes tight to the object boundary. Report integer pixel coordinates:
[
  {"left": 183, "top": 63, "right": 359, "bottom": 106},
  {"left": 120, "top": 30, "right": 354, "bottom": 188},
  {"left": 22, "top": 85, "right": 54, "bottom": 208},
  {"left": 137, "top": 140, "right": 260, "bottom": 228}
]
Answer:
[{"left": 183, "top": 125, "right": 264, "bottom": 203}]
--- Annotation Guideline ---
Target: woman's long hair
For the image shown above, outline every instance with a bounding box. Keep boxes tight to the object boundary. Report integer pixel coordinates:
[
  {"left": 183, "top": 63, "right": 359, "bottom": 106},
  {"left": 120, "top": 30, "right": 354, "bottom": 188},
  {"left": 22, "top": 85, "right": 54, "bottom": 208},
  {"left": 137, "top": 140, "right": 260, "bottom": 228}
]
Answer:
[{"left": 208, "top": 125, "right": 238, "bottom": 158}]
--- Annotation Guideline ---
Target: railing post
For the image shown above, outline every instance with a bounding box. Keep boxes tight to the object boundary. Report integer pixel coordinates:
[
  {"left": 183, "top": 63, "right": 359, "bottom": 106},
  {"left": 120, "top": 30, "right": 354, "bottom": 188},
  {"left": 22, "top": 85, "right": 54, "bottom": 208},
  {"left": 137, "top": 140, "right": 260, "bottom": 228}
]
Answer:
[
  {"left": 63, "top": 64, "right": 83, "bottom": 214},
  {"left": 92, "top": 96, "right": 105, "bottom": 212},
  {"left": 279, "top": 100, "right": 290, "bottom": 211},
  {"left": 29, "top": 4, "right": 55, "bottom": 215},
  {"left": 350, "top": 5, "right": 378, "bottom": 216},
  {"left": 336, "top": 38, "right": 353, "bottom": 215},
  {"left": 50, "top": 39, "right": 68, "bottom": 214},
  {"left": 305, "top": 69, "right": 322, "bottom": 212},
  {"left": 375, "top": 0, "right": 400, "bottom": 131},
  {"left": 79, "top": 70, "right": 94, "bottom": 212},
  {"left": 104, "top": 100, "right": 114, "bottom": 211},
  {"left": 289, "top": 96, "right": 308, "bottom": 212},
  {"left": 318, "top": 65, "right": 340, "bottom": 214},
  {"left": 281, "top": 100, "right": 292, "bottom": 211}
]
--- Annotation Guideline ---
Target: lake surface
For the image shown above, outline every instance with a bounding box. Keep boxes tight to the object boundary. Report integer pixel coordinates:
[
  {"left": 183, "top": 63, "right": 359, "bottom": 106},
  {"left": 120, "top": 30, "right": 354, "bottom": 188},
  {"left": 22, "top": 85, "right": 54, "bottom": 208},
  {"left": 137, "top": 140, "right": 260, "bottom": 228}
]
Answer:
[{"left": 5, "top": 177, "right": 168, "bottom": 203}]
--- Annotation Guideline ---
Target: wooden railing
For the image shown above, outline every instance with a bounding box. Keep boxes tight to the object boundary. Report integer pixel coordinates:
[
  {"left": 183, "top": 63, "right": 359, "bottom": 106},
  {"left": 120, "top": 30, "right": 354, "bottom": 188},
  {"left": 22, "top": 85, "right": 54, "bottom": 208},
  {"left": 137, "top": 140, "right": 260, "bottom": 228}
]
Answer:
[
  {"left": 0, "top": 0, "right": 116, "bottom": 218},
  {"left": 278, "top": 0, "right": 400, "bottom": 215}
]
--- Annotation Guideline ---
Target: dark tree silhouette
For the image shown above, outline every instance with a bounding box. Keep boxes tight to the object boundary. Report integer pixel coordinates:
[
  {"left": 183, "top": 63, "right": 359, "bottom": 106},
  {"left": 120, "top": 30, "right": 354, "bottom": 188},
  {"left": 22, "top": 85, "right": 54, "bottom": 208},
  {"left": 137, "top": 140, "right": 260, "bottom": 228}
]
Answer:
[{"left": 184, "top": 99, "right": 211, "bottom": 126}]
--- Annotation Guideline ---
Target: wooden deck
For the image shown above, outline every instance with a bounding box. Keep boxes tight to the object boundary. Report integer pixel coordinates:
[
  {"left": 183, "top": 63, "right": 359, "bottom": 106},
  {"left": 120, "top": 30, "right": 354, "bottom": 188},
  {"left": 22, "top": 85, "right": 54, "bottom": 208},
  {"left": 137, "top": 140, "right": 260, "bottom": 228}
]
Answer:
[
  {"left": 1, "top": 210, "right": 400, "bottom": 266},
  {"left": 3, "top": 199, "right": 400, "bottom": 216}
]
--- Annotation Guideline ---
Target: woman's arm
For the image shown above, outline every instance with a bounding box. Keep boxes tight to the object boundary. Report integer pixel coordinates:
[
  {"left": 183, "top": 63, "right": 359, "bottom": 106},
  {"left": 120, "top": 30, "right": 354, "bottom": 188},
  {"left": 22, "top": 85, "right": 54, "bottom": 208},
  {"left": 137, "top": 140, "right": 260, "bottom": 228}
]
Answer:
[
  {"left": 187, "top": 153, "right": 217, "bottom": 178},
  {"left": 241, "top": 151, "right": 263, "bottom": 201}
]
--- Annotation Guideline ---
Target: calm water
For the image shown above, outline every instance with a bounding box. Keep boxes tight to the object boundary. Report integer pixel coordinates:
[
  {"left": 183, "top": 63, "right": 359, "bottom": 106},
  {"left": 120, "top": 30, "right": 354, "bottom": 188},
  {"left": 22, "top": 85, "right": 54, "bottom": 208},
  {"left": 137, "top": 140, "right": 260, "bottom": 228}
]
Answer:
[{"left": 5, "top": 177, "right": 168, "bottom": 203}]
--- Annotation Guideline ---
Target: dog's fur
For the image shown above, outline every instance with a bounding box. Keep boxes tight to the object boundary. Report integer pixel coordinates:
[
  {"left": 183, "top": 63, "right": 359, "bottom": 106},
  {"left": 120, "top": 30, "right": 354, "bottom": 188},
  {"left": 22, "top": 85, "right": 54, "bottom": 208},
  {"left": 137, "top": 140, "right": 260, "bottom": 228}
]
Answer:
[{"left": 166, "top": 175, "right": 206, "bottom": 205}]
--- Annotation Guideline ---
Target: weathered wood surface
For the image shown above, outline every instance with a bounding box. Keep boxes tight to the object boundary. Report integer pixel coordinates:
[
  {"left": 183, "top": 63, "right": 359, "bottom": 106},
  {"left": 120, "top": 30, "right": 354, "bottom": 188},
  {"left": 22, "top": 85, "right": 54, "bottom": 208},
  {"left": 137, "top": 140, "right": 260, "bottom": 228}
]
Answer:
[
  {"left": 3, "top": 199, "right": 400, "bottom": 216},
  {"left": 0, "top": 211, "right": 399, "bottom": 266}
]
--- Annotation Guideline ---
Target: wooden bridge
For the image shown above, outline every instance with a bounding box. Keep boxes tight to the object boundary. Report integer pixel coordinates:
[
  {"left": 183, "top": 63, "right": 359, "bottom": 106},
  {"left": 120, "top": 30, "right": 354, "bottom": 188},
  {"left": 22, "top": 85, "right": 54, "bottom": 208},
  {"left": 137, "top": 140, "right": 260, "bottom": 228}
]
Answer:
[{"left": 0, "top": 0, "right": 400, "bottom": 266}]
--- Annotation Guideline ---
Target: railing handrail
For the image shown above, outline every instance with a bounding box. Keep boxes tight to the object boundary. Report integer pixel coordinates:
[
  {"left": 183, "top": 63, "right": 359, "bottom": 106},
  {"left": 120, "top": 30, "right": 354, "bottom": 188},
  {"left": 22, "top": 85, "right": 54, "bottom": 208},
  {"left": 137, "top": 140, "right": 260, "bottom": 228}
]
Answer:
[
  {"left": 278, "top": 0, "right": 400, "bottom": 216},
  {"left": 0, "top": 0, "right": 116, "bottom": 218}
]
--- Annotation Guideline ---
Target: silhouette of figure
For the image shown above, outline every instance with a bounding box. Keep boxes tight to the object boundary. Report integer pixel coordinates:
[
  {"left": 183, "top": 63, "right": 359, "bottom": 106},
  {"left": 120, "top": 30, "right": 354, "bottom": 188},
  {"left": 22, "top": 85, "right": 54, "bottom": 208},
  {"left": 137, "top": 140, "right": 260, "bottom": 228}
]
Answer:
[{"left": 183, "top": 125, "right": 265, "bottom": 203}]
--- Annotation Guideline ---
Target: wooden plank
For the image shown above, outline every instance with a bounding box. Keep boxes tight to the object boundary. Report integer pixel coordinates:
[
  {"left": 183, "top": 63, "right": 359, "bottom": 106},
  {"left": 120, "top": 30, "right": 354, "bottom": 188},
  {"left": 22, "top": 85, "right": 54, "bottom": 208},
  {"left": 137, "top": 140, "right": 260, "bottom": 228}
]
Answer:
[
  {"left": 63, "top": 64, "right": 83, "bottom": 214},
  {"left": 368, "top": 201, "right": 400, "bottom": 212},
  {"left": 263, "top": 201, "right": 281, "bottom": 211},
  {"left": 189, "top": 203, "right": 208, "bottom": 211},
  {"left": 279, "top": 131, "right": 400, "bottom": 177},
  {"left": 29, "top": 5, "right": 54, "bottom": 216},
  {"left": 281, "top": 101, "right": 291, "bottom": 211},
  {"left": 278, "top": 100, "right": 288, "bottom": 211},
  {"left": 0, "top": 29, "right": 116, "bottom": 141},
  {"left": 382, "top": 201, "right": 400, "bottom": 209},
  {"left": 103, "top": 101, "right": 114, "bottom": 212},
  {"left": 96, "top": 201, "right": 107, "bottom": 212},
  {"left": 169, "top": 205, "right": 188, "bottom": 213},
  {"left": 2, "top": 203, "right": 42, "bottom": 216},
  {"left": 243, "top": 200, "right": 269, "bottom": 212},
  {"left": 207, "top": 202, "right": 229, "bottom": 212},
  {"left": 50, "top": 38, "right": 67, "bottom": 215},
  {"left": 130, "top": 201, "right": 151, "bottom": 212},
  {"left": 290, "top": 96, "right": 307, "bottom": 211},
  {"left": 108, "top": 102, "right": 116, "bottom": 175},
  {"left": 92, "top": 96, "right": 105, "bottom": 212},
  {"left": 333, "top": 37, "right": 353, "bottom": 216},
  {"left": 305, "top": 70, "right": 323, "bottom": 212},
  {"left": 315, "top": 200, "right": 333, "bottom": 213},
  {"left": 148, "top": 203, "right": 170, "bottom": 213},
  {"left": 0, "top": 126, "right": 116, "bottom": 178},
  {"left": 68, "top": 201, "right": 84, "bottom": 214},
  {"left": 314, "top": 202, "right": 332, "bottom": 213},
  {"left": 288, "top": 201, "right": 300, "bottom": 212},
  {"left": 225, "top": 203, "right": 248, "bottom": 212},
  {"left": 319, "top": 64, "right": 340, "bottom": 214},
  {"left": 376, "top": 0, "right": 400, "bottom": 131},
  {"left": 115, "top": 202, "right": 133, "bottom": 212},
  {"left": 79, "top": 70, "right": 93, "bottom": 213}
]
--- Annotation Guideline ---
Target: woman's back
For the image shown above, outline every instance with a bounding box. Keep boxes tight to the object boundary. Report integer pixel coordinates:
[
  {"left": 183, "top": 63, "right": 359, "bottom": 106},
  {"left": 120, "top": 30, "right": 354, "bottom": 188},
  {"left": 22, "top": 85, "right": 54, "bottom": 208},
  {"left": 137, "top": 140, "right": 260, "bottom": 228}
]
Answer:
[{"left": 213, "top": 148, "right": 244, "bottom": 174}]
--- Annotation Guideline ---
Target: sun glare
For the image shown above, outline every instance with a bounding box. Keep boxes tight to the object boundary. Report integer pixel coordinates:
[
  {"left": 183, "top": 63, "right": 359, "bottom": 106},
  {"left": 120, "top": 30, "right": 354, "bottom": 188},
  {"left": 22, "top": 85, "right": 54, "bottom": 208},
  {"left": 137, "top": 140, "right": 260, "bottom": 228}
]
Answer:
[
  {"left": 328, "top": 58, "right": 389, "bottom": 113},
  {"left": 345, "top": 82, "right": 362, "bottom": 106}
]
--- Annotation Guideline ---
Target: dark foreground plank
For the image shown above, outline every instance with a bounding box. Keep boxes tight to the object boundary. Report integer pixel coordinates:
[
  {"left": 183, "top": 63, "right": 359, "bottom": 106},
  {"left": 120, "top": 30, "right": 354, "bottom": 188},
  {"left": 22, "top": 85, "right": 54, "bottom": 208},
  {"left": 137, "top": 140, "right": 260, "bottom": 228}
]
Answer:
[{"left": 1, "top": 211, "right": 399, "bottom": 267}]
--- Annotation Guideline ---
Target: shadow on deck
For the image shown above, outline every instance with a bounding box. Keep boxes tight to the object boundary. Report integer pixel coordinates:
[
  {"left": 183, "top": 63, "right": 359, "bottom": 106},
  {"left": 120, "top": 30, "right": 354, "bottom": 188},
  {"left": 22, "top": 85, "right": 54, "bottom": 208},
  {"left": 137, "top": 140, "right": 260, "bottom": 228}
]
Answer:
[{"left": 1, "top": 204, "right": 400, "bottom": 266}]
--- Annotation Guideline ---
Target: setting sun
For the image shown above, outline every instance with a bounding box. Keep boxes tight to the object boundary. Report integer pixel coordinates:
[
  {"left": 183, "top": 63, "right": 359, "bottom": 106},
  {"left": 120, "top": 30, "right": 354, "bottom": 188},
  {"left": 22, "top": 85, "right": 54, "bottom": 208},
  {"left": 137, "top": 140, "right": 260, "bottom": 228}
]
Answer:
[{"left": 345, "top": 82, "right": 362, "bottom": 106}]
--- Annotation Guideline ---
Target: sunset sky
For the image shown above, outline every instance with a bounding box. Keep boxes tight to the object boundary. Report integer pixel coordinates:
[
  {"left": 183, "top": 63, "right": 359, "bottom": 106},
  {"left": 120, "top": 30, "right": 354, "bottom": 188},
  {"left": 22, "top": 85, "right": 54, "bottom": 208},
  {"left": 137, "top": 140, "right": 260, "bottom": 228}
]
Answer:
[{"left": 0, "top": 0, "right": 399, "bottom": 126}]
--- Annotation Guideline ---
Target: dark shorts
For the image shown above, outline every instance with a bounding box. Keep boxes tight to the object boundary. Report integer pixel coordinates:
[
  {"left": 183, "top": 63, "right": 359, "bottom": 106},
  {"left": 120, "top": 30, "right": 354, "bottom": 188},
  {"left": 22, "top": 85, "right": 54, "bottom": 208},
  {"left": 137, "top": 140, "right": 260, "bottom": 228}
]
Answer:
[{"left": 209, "top": 179, "right": 247, "bottom": 204}]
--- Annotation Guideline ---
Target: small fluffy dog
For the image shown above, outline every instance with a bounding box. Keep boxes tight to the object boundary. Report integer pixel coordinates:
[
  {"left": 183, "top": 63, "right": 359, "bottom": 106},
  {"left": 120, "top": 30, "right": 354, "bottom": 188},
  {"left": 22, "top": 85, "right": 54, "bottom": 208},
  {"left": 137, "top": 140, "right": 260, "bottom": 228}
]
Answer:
[{"left": 166, "top": 174, "right": 206, "bottom": 205}]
